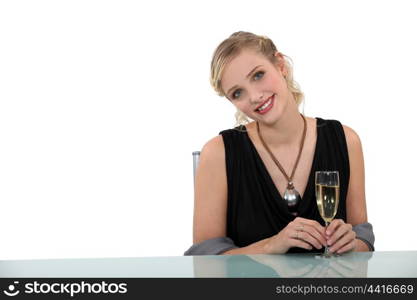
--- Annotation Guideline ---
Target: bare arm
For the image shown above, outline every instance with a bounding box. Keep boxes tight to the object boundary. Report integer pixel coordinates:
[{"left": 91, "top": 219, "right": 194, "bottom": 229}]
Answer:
[
  {"left": 193, "top": 135, "right": 228, "bottom": 244},
  {"left": 326, "top": 125, "right": 371, "bottom": 252},
  {"left": 222, "top": 238, "right": 272, "bottom": 255},
  {"left": 223, "top": 216, "right": 328, "bottom": 255},
  {"left": 193, "top": 135, "right": 326, "bottom": 255},
  {"left": 344, "top": 125, "right": 370, "bottom": 251}
]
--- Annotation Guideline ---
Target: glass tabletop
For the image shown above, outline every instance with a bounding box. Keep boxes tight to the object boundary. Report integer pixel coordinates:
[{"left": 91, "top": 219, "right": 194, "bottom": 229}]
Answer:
[{"left": 0, "top": 251, "right": 416, "bottom": 278}]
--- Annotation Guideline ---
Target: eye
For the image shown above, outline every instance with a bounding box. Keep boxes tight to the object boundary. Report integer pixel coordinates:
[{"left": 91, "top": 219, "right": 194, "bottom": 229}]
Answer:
[
  {"left": 231, "top": 88, "right": 242, "bottom": 99},
  {"left": 253, "top": 71, "right": 264, "bottom": 81}
]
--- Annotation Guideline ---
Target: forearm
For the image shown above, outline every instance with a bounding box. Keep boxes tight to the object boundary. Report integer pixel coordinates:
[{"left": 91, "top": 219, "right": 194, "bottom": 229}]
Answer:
[
  {"left": 221, "top": 237, "right": 272, "bottom": 255},
  {"left": 222, "top": 238, "right": 369, "bottom": 254}
]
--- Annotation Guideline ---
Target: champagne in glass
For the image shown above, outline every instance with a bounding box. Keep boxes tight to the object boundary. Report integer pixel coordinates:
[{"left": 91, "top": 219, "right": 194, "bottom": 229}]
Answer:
[{"left": 315, "top": 171, "right": 339, "bottom": 257}]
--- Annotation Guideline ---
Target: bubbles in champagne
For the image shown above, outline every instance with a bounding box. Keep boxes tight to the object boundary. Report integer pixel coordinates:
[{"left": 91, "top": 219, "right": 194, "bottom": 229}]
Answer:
[{"left": 315, "top": 184, "right": 340, "bottom": 223}]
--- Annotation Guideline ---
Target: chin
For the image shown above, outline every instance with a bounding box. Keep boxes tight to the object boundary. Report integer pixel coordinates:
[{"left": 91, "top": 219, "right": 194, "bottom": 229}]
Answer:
[{"left": 258, "top": 108, "right": 284, "bottom": 126}]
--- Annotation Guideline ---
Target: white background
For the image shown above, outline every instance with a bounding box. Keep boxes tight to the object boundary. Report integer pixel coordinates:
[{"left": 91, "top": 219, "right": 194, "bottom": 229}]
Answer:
[{"left": 1, "top": 0, "right": 416, "bottom": 259}]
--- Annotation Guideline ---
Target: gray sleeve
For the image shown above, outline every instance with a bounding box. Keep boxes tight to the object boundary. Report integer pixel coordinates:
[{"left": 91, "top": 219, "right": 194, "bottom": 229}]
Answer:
[
  {"left": 184, "top": 237, "right": 238, "bottom": 256},
  {"left": 352, "top": 222, "right": 375, "bottom": 251}
]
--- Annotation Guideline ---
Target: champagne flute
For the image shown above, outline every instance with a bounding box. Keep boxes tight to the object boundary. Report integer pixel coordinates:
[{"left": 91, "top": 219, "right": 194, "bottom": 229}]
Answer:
[{"left": 315, "top": 171, "right": 340, "bottom": 257}]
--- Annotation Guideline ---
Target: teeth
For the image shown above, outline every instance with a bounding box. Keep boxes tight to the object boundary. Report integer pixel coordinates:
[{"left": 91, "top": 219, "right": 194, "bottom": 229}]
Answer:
[{"left": 258, "top": 98, "right": 272, "bottom": 111}]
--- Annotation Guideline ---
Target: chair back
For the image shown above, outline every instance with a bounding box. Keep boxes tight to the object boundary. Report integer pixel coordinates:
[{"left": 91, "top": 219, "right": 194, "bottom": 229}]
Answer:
[{"left": 192, "top": 151, "right": 201, "bottom": 185}]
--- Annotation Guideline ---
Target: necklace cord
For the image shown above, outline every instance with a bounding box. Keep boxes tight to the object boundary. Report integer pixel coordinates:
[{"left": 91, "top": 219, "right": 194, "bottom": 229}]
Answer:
[{"left": 256, "top": 114, "right": 307, "bottom": 187}]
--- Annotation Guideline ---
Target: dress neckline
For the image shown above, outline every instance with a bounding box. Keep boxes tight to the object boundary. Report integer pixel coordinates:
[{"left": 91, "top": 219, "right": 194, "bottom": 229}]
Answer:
[{"left": 242, "top": 118, "right": 321, "bottom": 215}]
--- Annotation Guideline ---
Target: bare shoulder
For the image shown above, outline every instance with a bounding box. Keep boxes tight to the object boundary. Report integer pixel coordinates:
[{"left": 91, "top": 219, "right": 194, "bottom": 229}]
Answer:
[
  {"left": 342, "top": 124, "right": 363, "bottom": 151},
  {"left": 201, "top": 135, "right": 224, "bottom": 155},
  {"left": 199, "top": 135, "right": 225, "bottom": 166}
]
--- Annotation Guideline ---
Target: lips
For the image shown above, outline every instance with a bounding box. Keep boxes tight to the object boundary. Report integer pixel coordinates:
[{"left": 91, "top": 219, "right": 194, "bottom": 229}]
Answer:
[
  {"left": 255, "top": 96, "right": 272, "bottom": 111},
  {"left": 255, "top": 95, "right": 275, "bottom": 115}
]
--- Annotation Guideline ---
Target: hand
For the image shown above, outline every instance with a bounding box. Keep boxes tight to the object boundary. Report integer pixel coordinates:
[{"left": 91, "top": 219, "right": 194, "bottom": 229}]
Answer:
[
  {"left": 265, "top": 217, "right": 327, "bottom": 254},
  {"left": 326, "top": 219, "right": 356, "bottom": 254}
]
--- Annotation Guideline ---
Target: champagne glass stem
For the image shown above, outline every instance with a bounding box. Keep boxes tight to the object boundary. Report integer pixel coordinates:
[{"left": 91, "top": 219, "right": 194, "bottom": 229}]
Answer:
[{"left": 324, "top": 221, "right": 331, "bottom": 257}]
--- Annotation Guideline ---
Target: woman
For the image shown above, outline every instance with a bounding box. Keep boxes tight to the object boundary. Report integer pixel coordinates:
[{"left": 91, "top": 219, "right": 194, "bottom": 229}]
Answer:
[{"left": 186, "top": 31, "right": 374, "bottom": 255}]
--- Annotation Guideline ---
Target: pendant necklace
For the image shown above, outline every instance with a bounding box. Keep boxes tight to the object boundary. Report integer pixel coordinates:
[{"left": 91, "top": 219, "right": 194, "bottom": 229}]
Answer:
[{"left": 256, "top": 114, "right": 307, "bottom": 216}]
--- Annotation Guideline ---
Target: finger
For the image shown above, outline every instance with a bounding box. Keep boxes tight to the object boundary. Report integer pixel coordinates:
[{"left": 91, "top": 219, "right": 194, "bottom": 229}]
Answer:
[
  {"left": 290, "top": 238, "right": 313, "bottom": 250},
  {"left": 330, "top": 231, "right": 356, "bottom": 253},
  {"left": 298, "top": 225, "right": 327, "bottom": 247},
  {"left": 293, "top": 219, "right": 326, "bottom": 246},
  {"left": 295, "top": 231, "right": 322, "bottom": 249},
  {"left": 326, "top": 219, "right": 344, "bottom": 236},
  {"left": 335, "top": 240, "right": 356, "bottom": 254},
  {"left": 328, "top": 223, "right": 352, "bottom": 247},
  {"left": 296, "top": 218, "right": 326, "bottom": 237}
]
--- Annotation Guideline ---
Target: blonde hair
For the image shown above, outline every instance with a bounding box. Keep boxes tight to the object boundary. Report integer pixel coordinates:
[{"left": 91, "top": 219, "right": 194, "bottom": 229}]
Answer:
[{"left": 210, "top": 31, "right": 304, "bottom": 126}]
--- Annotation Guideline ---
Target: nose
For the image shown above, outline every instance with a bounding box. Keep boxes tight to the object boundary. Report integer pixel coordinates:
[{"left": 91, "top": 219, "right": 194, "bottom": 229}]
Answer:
[{"left": 249, "top": 89, "right": 264, "bottom": 104}]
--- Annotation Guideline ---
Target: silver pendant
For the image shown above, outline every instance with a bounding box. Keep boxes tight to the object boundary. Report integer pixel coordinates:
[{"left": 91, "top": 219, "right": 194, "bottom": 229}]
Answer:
[{"left": 283, "top": 182, "right": 301, "bottom": 215}]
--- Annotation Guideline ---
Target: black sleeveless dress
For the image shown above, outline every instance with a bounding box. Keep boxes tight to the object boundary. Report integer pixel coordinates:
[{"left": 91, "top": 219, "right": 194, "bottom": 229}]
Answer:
[{"left": 219, "top": 118, "right": 350, "bottom": 253}]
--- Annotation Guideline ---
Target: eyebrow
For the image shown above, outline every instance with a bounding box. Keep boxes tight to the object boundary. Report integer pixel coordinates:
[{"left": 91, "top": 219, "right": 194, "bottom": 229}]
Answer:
[{"left": 226, "top": 65, "right": 263, "bottom": 96}]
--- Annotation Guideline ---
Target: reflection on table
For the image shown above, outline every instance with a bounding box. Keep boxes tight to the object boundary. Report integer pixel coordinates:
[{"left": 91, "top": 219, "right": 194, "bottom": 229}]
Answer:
[
  {"left": 0, "top": 251, "right": 416, "bottom": 278},
  {"left": 193, "top": 252, "right": 372, "bottom": 277}
]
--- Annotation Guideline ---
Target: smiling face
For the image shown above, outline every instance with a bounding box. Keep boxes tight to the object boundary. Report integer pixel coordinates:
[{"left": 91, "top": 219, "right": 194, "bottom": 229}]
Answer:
[{"left": 221, "top": 49, "right": 295, "bottom": 125}]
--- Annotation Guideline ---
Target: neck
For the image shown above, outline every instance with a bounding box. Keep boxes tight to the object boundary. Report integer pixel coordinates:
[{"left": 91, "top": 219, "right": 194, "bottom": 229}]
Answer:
[{"left": 256, "top": 104, "right": 304, "bottom": 149}]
